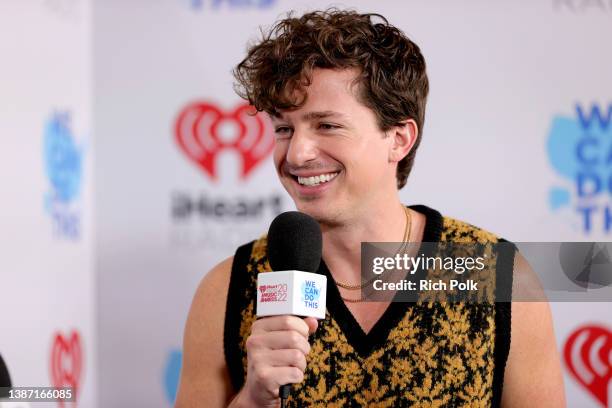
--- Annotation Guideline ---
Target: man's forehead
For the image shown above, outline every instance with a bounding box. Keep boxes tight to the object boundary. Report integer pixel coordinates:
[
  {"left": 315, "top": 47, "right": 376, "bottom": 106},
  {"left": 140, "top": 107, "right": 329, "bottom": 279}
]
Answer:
[{"left": 268, "top": 68, "right": 362, "bottom": 122}]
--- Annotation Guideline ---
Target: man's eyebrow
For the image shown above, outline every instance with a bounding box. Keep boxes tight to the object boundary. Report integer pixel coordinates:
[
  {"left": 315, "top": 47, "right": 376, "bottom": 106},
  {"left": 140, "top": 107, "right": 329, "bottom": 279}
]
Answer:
[
  {"left": 301, "top": 111, "right": 347, "bottom": 121},
  {"left": 271, "top": 111, "right": 348, "bottom": 122}
]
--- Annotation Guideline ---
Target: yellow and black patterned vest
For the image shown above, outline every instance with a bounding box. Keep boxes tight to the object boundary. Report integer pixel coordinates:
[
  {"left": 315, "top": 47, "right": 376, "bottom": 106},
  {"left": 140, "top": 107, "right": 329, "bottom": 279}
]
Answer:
[{"left": 224, "top": 205, "right": 514, "bottom": 407}]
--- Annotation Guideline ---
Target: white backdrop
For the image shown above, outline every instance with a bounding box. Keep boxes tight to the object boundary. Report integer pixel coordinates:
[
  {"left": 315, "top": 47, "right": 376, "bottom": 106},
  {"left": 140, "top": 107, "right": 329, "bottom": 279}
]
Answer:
[
  {"left": 1, "top": 0, "right": 611, "bottom": 407},
  {"left": 0, "top": 1, "right": 95, "bottom": 408}
]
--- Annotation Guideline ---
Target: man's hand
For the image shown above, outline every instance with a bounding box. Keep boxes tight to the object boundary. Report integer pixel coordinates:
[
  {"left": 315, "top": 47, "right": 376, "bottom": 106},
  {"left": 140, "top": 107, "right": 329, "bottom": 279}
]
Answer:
[{"left": 231, "top": 316, "right": 318, "bottom": 407}]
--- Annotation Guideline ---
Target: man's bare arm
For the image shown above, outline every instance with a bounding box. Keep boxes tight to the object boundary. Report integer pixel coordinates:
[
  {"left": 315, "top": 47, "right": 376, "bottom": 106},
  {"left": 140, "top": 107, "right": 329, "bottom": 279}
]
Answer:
[
  {"left": 175, "top": 257, "right": 235, "bottom": 408},
  {"left": 501, "top": 252, "right": 566, "bottom": 407}
]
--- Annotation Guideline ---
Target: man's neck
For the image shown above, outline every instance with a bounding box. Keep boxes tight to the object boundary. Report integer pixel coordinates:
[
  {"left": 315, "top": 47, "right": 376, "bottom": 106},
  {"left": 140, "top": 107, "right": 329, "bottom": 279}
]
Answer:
[{"left": 320, "top": 200, "right": 420, "bottom": 284}]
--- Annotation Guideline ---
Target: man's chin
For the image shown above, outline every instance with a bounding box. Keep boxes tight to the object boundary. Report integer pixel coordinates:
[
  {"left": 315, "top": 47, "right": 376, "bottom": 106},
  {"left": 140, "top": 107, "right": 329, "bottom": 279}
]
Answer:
[
  {"left": 283, "top": 183, "right": 343, "bottom": 223},
  {"left": 293, "top": 202, "right": 322, "bottom": 217},
  {"left": 293, "top": 204, "right": 343, "bottom": 227}
]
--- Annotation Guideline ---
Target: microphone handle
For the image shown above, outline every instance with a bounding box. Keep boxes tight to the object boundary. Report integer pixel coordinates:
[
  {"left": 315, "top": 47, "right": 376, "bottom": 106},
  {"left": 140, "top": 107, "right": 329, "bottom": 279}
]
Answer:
[{"left": 279, "top": 384, "right": 291, "bottom": 407}]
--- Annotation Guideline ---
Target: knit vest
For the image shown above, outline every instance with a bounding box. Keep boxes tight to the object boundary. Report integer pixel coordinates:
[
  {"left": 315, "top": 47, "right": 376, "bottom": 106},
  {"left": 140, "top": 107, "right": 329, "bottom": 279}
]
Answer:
[{"left": 224, "top": 205, "right": 514, "bottom": 407}]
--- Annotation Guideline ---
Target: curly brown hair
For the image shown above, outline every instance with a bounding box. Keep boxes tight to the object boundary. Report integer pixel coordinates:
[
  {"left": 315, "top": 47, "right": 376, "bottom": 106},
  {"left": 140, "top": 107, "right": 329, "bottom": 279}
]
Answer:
[{"left": 233, "top": 9, "right": 429, "bottom": 189}]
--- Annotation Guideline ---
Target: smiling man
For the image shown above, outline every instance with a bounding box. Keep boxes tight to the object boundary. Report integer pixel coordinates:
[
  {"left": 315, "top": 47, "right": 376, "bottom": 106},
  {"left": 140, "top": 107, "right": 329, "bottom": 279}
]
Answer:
[{"left": 175, "top": 9, "right": 565, "bottom": 407}]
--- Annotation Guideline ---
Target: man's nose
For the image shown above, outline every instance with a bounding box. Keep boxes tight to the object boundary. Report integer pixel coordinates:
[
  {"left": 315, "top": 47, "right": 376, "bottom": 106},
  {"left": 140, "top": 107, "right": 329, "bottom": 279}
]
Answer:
[{"left": 286, "top": 130, "right": 317, "bottom": 166}]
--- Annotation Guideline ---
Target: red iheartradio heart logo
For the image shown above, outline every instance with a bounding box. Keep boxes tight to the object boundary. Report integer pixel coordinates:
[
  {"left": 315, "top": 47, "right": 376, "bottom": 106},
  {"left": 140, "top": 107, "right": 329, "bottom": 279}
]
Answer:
[
  {"left": 50, "top": 330, "right": 83, "bottom": 407},
  {"left": 175, "top": 101, "right": 274, "bottom": 180},
  {"left": 564, "top": 325, "right": 611, "bottom": 407}
]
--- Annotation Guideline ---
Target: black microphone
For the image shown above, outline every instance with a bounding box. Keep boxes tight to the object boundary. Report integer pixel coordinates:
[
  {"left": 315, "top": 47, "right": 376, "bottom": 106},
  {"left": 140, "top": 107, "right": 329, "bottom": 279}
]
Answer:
[
  {"left": 268, "top": 211, "right": 323, "bottom": 273},
  {"left": 265, "top": 211, "right": 324, "bottom": 408},
  {"left": 0, "top": 352, "right": 11, "bottom": 398}
]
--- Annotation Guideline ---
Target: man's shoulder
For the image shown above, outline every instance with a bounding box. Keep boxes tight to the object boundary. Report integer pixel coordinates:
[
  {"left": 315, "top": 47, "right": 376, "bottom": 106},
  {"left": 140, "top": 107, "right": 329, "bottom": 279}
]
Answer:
[
  {"left": 439, "top": 214, "right": 502, "bottom": 243},
  {"left": 225, "top": 234, "right": 275, "bottom": 283},
  {"left": 232, "top": 234, "right": 269, "bottom": 267}
]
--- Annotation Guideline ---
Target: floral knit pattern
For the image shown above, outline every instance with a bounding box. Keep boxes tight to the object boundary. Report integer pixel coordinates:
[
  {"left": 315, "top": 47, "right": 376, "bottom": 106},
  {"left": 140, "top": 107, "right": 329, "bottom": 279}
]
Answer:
[{"left": 224, "top": 209, "right": 512, "bottom": 407}]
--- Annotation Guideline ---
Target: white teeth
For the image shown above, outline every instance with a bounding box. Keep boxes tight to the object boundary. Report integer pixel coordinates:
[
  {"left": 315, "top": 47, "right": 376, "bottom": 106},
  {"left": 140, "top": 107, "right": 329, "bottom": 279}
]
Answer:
[{"left": 297, "top": 172, "right": 339, "bottom": 186}]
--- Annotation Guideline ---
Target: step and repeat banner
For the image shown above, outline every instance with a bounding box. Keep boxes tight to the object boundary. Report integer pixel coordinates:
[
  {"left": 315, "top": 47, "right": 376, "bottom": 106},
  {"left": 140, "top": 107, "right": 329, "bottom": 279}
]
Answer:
[
  {"left": 0, "top": 1, "right": 94, "bottom": 408},
  {"left": 2, "top": 0, "right": 612, "bottom": 407}
]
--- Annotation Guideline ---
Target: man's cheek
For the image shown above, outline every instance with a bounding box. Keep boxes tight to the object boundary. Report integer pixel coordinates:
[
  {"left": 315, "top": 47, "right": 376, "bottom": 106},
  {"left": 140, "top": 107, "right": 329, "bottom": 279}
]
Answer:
[{"left": 272, "top": 151, "right": 285, "bottom": 174}]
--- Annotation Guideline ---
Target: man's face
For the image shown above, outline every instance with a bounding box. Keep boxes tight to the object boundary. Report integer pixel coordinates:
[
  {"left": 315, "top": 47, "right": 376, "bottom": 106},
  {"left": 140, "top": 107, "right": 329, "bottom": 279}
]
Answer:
[{"left": 271, "top": 68, "right": 397, "bottom": 224}]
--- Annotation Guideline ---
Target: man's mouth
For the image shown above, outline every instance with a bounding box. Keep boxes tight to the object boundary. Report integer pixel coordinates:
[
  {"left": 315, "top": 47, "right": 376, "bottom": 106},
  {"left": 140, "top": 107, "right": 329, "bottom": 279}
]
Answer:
[{"left": 294, "top": 172, "right": 340, "bottom": 187}]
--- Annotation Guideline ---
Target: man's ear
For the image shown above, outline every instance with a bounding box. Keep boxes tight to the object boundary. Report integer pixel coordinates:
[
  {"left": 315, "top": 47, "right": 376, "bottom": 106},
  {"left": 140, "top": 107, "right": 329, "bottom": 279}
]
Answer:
[{"left": 388, "top": 119, "right": 418, "bottom": 163}]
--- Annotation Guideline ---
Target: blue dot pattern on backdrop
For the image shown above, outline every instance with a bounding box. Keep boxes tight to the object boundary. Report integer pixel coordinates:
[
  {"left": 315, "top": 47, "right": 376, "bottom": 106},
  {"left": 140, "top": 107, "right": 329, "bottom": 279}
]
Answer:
[
  {"left": 44, "top": 113, "right": 82, "bottom": 203},
  {"left": 549, "top": 187, "right": 570, "bottom": 210},
  {"left": 546, "top": 105, "right": 612, "bottom": 211},
  {"left": 547, "top": 117, "right": 583, "bottom": 180},
  {"left": 164, "top": 349, "right": 182, "bottom": 404}
]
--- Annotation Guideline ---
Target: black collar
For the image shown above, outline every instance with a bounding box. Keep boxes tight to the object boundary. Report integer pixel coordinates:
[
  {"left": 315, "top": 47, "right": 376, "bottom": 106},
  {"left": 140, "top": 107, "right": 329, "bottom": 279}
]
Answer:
[{"left": 318, "top": 205, "right": 443, "bottom": 357}]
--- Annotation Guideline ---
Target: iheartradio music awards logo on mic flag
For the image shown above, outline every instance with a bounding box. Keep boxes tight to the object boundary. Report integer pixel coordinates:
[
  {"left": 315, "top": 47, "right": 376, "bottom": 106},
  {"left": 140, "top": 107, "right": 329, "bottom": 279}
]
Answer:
[
  {"left": 564, "top": 325, "right": 611, "bottom": 407},
  {"left": 170, "top": 100, "right": 285, "bottom": 250},
  {"left": 50, "top": 330, "right": 82, "bottom": 408},
  {"left": 259, "top": 284, "right": 288, "bottom": 303}
]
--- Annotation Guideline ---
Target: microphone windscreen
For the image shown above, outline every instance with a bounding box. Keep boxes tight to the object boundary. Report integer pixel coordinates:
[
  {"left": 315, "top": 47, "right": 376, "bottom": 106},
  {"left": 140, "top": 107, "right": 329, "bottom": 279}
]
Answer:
[
  {"left": 0, "top": 353, "right": 11, "bottom": 397},
  {"left": 267, "top": 211, "right": 322, "bottom": 273}
]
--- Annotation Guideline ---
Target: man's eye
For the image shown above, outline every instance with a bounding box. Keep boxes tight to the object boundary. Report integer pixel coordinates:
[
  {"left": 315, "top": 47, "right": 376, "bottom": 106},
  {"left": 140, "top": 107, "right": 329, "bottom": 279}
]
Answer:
[
  {"left": 274, "top": 127, "right": 292, "bottom": 137},
  {"left": 319, "top": 123, "right": 339, "bottom": 130}
]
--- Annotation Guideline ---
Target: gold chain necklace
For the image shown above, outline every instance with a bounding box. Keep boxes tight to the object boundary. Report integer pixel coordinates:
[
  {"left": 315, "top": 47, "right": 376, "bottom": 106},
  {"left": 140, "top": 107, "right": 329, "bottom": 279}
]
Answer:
[{"left": 336, "top": 206, "right": 412, "bottom": 303}]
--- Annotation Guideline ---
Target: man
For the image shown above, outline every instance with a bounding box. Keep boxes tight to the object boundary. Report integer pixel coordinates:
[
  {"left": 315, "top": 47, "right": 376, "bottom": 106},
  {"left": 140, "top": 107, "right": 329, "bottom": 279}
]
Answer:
[{"left": 175, "top": 9, "right": 565, "bottom": 407}]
